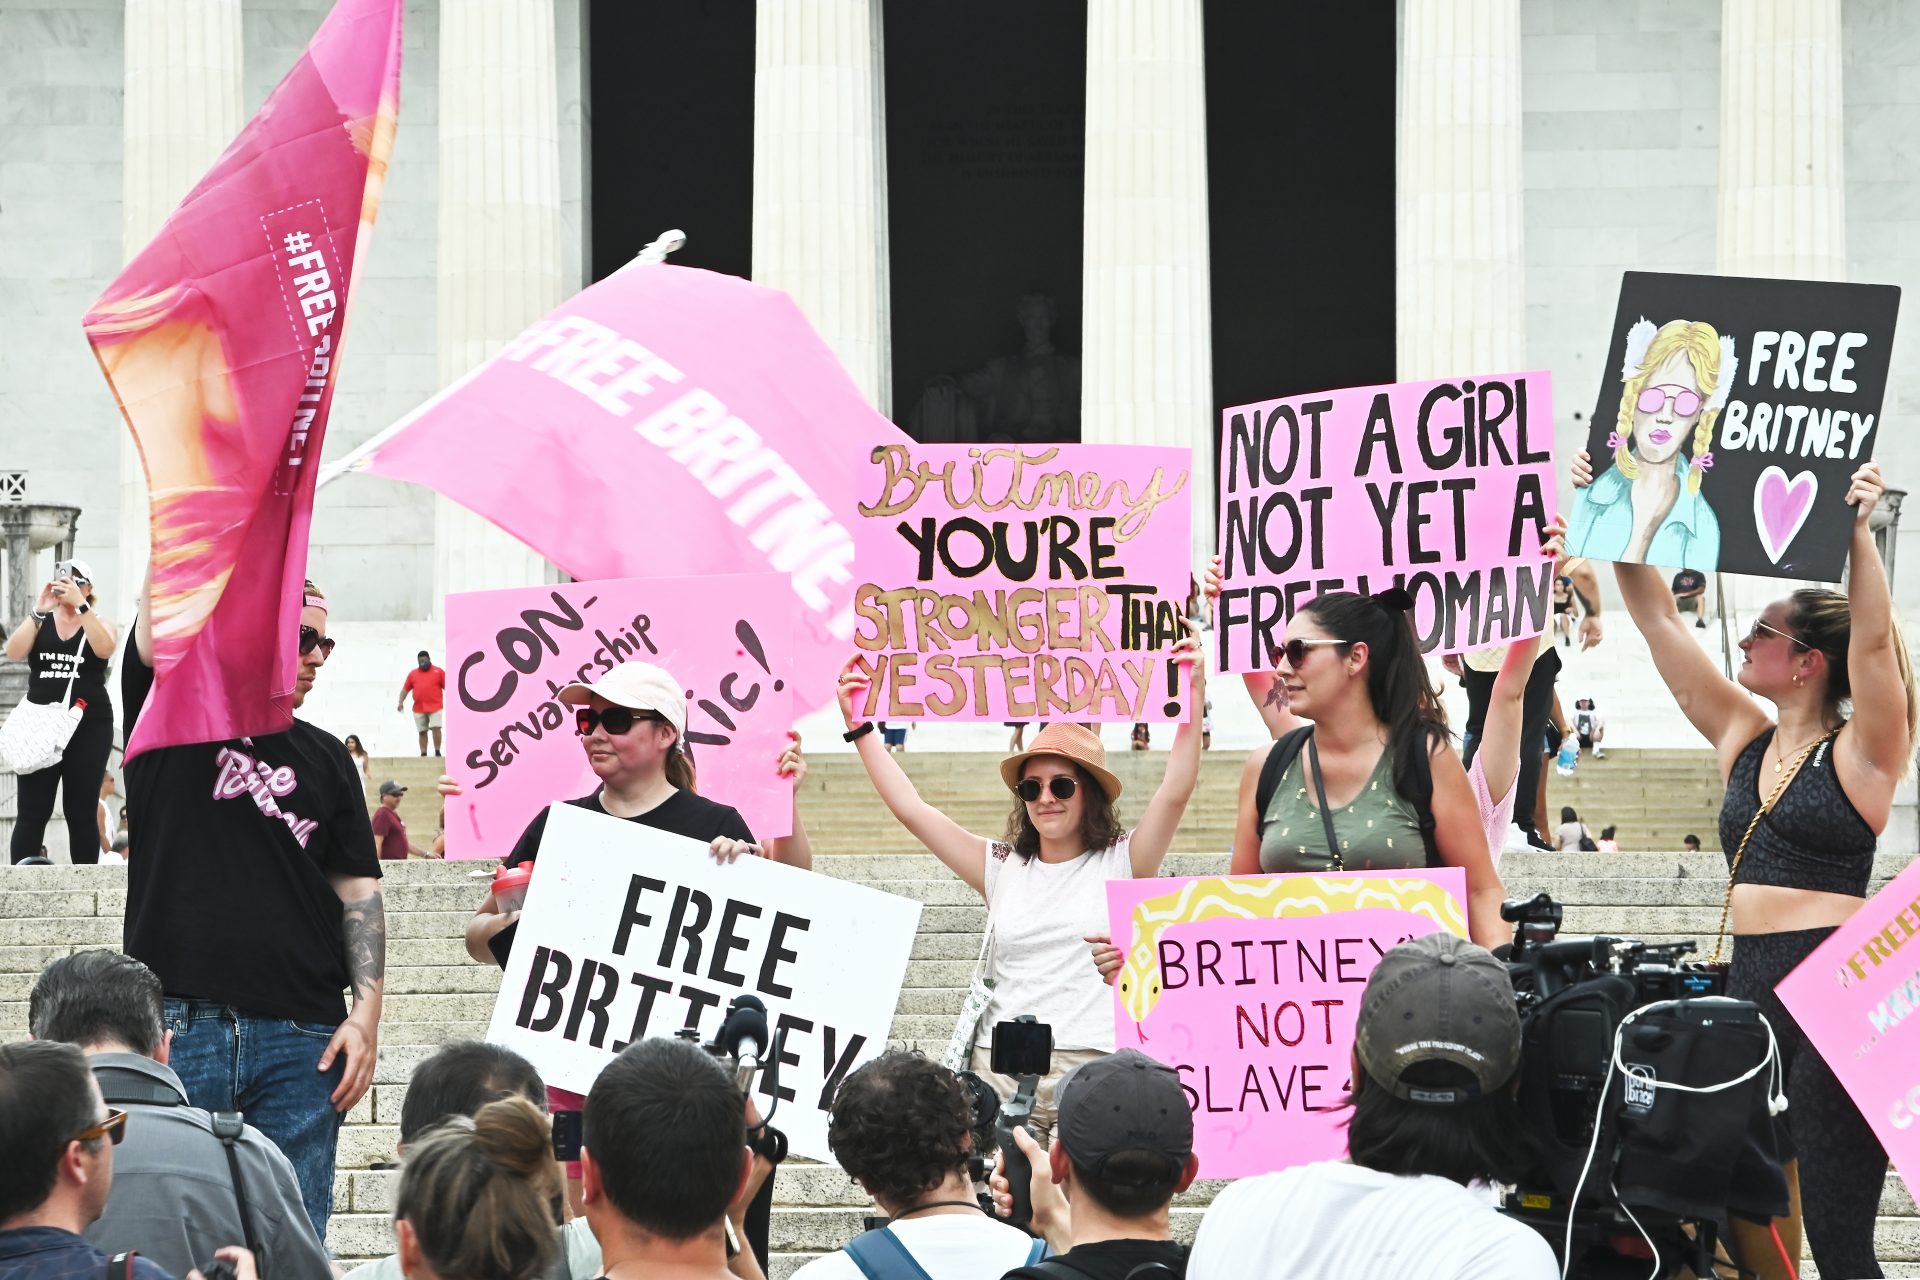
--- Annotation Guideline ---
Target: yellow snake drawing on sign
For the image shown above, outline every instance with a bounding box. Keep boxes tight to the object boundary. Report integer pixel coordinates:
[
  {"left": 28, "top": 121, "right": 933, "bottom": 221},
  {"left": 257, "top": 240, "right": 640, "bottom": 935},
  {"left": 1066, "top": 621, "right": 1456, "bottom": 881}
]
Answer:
[{"left": 1115, "top": 874, "right": 1468, "bottom": 1026}]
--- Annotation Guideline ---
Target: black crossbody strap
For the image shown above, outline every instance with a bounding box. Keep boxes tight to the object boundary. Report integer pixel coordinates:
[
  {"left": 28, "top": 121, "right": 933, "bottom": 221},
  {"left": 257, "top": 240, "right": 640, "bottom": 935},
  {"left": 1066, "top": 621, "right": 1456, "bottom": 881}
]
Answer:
[
  {"left": 1305, "top": 735, "right": 1344, "bottom": 870},
  {"left": 211, "top": 1113, "right": 263, "bottom": 1266}
]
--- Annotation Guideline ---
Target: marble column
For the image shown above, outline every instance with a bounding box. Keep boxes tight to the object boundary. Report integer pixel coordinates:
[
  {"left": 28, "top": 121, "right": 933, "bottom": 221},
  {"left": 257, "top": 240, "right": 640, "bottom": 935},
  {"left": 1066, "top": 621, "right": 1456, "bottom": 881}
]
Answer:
[
  {"left": 1395, "top": 0, "right": 1526, "bottom": 381},
  {"left": 433, "top": 0, "right": 565, "bottom": 604},
  {"left": 118, "top": 1, "right": 244, "bottom": 614},
  {"left": 1080, "top": 0, "right": 1215, "bottom": 561},
  {"left": 1717, "top": 0, "right": 1847, "bottom": 615},
  {"left": 1718, "top": 0, "right": 1847, "bottom": 281},
  {"left": 750, "top": 0, "right": 889, "bottom": 411}
]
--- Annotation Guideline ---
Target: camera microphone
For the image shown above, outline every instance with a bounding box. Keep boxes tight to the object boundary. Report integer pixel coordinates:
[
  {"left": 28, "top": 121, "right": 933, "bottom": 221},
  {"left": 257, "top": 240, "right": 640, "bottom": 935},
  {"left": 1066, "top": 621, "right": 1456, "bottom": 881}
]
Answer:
[{"left": 717, "top": 995, "right": 770, "bottom": 1091}]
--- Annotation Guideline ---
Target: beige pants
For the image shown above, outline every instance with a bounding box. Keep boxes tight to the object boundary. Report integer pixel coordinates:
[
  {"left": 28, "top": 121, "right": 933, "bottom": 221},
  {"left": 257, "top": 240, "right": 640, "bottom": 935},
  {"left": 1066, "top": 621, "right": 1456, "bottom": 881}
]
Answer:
[{"left": 967, "top": 1043, "right": 1107, "bottom": 1143}]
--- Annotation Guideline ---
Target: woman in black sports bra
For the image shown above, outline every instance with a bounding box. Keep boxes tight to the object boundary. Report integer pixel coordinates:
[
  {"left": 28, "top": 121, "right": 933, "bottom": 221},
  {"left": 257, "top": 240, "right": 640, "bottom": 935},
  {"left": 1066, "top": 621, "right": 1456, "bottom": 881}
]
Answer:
[{"left": 1609, "top": 460, "right": 1915, "bottom": 1280}]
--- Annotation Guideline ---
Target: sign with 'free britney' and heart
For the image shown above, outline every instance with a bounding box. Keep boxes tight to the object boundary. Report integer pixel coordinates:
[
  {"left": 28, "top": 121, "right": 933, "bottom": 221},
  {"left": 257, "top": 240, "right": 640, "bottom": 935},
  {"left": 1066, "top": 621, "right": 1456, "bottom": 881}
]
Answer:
[{"left": 1567, "top": 272, "right": 1900, "bottom": 581}]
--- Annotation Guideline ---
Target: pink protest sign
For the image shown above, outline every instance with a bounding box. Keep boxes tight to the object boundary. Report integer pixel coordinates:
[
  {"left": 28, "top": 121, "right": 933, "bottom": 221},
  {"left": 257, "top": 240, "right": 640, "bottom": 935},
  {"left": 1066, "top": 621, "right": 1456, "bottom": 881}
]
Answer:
[
  {"left": 1775, "top": 859, "right": 1920, "bottom": 1194},
  {"left": 444, "top": 575, "right": 796, "bottom": 858},
  {"left": 849, "top": 443, "right": 1193, "bottom": 722},
  {"left": 1107, "top": 870, "right": 1468, "bottom": 1178},
  {"left": 1215, "top": 373, "right": 1556, "bottom": 671}
]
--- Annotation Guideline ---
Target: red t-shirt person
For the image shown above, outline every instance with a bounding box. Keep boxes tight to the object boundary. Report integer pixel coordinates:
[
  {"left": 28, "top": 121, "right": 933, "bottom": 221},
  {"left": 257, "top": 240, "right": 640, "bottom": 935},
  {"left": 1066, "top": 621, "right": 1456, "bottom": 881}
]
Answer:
[
  {"left": 372, "top": 780, "right": 416, "bottom": 859},
  {"left": 400, "top": 660, "right": 445, "bottom": 714}
]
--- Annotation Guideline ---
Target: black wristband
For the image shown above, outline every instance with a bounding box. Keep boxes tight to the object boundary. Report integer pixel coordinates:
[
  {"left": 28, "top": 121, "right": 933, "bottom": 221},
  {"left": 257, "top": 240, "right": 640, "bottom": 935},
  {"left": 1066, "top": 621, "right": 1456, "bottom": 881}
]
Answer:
[
  {"left": 843, "top": 722, "right": 875, "bottom": 743},
  {"left": 76, "top": 602, "right": 90, "bottom": 616}
]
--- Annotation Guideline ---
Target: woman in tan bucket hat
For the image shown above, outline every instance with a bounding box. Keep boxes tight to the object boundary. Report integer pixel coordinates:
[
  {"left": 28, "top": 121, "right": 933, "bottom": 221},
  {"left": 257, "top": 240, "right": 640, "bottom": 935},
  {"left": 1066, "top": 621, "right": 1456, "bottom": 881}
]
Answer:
[{"left": 836, "top": 632, "right": 1206, "bottom": 1135}]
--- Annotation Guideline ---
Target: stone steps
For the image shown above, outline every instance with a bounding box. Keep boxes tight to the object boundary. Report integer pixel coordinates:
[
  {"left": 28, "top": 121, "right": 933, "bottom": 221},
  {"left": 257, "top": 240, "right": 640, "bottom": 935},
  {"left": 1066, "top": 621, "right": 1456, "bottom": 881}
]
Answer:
[{"left": 3, "top": 789, "right": 1913, "bottom": 1270}]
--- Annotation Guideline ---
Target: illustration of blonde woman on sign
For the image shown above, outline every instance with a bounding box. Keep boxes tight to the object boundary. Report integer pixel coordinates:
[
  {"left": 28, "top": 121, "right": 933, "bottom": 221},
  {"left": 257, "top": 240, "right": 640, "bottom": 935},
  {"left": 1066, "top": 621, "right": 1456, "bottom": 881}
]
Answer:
[{"left": 1568, "top": 318, "right": 1730, "bottom": 572}]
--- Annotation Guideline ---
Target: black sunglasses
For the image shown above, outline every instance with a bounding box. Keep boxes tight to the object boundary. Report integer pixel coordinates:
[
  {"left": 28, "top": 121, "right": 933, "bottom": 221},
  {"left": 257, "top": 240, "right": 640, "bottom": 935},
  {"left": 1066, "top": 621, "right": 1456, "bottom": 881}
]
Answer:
[
  {"left": 1017, "top": 775, "right": 1077, "bottom": 803},
  {"left": 298, "top": 625, "right": 336, "bottom": 657},
  {"left": 575, "top": 706, "right": 667, "bottom": 737},
  {"left": 74, "top": 1108, "right": 128, "bottom": 1147},
  {"left": 1276, "top": 637, "right": 1350, "bottom": 668}
]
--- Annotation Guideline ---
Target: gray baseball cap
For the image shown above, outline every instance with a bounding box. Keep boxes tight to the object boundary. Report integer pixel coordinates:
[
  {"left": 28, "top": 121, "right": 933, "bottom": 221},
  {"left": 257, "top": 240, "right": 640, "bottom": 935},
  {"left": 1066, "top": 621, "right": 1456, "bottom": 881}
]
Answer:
[
  {"left": 1354, "top": 932, "right": 1521, "bottom": 1106},
  {"left": 378, "top": 779, "right": 407, "bottom": 798},
  {"left": 1054, "top": 1049, "right": 1193, "bottom": 1173}
]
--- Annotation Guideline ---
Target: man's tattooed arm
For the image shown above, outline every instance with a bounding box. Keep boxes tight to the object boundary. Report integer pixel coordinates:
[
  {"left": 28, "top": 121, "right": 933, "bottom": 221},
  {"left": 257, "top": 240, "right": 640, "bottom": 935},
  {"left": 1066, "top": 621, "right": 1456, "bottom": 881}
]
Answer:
[{"left": 333, "top": 876, "right": 386, "bottom": 1016}]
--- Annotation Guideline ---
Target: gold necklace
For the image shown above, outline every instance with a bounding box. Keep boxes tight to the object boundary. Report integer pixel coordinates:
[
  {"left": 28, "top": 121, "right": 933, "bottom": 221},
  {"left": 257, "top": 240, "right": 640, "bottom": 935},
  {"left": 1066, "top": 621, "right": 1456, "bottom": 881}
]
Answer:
[{"left": 1773, "top": 725, "right": 1834, "bottom": 774}]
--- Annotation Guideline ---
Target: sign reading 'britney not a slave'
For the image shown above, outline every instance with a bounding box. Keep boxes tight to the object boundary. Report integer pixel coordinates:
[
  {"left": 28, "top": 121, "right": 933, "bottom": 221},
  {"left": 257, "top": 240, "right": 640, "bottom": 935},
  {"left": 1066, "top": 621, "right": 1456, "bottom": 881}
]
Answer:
[
  {"left": 848, "top": 443, "right": 1194, "bottom": 721},
  {"left": 1215, "top": 373, "right": 1557, "bottom": 670}
]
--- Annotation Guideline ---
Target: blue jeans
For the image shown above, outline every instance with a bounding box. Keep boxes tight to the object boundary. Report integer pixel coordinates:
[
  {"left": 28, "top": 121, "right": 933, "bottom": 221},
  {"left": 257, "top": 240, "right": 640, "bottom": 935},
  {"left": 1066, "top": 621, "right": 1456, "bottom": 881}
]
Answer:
[{"left": 163, "top": 999, "right": 344, "bottom": 1247}]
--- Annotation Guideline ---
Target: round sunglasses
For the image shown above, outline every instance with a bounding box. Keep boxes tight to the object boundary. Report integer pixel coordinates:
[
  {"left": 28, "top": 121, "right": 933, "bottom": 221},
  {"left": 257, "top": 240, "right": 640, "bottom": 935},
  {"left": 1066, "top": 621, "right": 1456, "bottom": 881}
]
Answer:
[
  {"left": 1275, "top": 637, "right": 1350, "bottom": 668},
  {"left": 1636, "top": 384, "right": 1702, "bottom": 417},
  {"left": 575, "top": 706, "right": 668, "bottom": 736},
  {"left": 1017, "top": 775, "right": 1078, "bottom": 803},
  {"left": 298, "top": 625, "right": 336, "bottom": 656}
]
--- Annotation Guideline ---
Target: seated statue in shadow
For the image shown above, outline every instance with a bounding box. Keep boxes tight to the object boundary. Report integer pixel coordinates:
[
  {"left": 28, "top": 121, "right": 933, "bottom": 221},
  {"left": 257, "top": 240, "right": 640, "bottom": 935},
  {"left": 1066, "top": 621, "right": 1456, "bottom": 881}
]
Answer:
[{"left": 910, "top": 292, "right": 1081, "bottom": 443}]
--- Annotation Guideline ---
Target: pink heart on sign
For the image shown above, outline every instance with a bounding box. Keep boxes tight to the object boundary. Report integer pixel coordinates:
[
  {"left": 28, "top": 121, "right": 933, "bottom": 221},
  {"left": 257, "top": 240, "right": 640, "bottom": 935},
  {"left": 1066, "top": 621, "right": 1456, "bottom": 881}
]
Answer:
[{"left": 1754, "top": 466, "right": 1818, "bottom": 564}]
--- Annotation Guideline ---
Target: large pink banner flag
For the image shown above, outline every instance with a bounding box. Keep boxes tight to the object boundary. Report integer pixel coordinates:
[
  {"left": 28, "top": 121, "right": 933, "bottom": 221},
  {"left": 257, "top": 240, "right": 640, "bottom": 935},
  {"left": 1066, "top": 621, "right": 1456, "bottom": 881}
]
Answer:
[
  {"left": 1775, "top": 858, "right": 1920, "bottom": 1197},
  {"left": 330, "top": 265, "right": 912, "bottom": 711},
  {"left": 85, "top": 0, "right": 402, "bottom": 757}
]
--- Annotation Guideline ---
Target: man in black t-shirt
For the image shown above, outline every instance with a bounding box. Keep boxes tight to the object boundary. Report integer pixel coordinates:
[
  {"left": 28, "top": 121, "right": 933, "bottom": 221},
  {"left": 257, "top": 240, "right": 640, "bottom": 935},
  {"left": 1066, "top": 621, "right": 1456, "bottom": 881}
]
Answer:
[
  {"left": 119, "top": 579, "right": 382, "bottom": 1246},
  {"left": 997, "top": 1050, "right": 1198, "bottom": 1280},
  {"left": 1671, "top": 568, "right": 1710, "bottom": 627}
]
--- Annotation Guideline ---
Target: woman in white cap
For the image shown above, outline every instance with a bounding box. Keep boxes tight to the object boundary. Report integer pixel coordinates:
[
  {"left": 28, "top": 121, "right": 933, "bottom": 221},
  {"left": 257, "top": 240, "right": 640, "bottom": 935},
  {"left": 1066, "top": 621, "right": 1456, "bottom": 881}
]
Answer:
[
  {"left": 835, "top": 633, "right": 1204, "bottom": 1134},
  {"left": 457, "top": 658, "right": 808, "bottom": 1252},
  {"left": 5, "top": 558, "right": 118, "bottom": 864}
]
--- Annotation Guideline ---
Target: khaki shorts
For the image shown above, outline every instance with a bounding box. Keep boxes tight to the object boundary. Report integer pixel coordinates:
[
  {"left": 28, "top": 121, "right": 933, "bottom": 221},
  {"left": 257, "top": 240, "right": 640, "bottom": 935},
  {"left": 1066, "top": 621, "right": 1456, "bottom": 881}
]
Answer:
[
  {"left": 414, "top": 710, "right": 444, "bottom": 731},
  {"left": 967, "top": 1042, "right": 1107, "bottom": 1143}
]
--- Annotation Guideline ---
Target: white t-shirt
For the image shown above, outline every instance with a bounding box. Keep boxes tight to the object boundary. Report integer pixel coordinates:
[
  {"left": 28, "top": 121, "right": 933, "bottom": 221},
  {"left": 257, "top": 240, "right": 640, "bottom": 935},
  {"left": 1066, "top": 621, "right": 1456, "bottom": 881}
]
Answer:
[
  {"left": 345, "top": 1218, "right": 599, "bottom": 1280},
  {"left": 977, "top": 834, "right": 1134, "bottom": 1051},
  {"left": 1188, "top": 1163, "right": 1558, "bottom": 1280},
  {"left": 789, "top": 1215, "right": 1040, "bottom": 1280}
]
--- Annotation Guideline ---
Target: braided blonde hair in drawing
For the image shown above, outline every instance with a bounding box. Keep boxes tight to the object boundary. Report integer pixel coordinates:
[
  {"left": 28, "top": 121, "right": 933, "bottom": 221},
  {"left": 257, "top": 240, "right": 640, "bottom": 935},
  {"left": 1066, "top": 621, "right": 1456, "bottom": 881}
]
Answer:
[{"left": 1614, "top": 319, "right": 1731, "bottom": 497}]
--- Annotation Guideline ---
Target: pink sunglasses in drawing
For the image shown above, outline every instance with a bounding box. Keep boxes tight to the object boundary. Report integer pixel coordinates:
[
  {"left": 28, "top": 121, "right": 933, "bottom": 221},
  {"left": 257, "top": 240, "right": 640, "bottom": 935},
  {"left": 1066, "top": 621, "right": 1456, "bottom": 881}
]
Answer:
[{"left": 1635, "top": 384, "right": 1702, "bottom": 416}]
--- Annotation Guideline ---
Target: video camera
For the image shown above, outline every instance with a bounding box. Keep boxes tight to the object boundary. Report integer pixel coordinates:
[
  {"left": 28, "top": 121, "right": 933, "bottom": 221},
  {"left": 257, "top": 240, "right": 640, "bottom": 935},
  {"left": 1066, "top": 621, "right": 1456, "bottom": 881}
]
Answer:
[{"left": 1496, "top": 895, "right": 1788, "bottom": 1280}]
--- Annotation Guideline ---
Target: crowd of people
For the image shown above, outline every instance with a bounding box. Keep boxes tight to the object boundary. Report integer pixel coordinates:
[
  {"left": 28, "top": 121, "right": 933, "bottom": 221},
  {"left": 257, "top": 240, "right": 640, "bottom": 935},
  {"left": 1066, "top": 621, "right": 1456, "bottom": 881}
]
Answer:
[{"left": 0, "top": 460, "right": 1910, "bottom": 1278}]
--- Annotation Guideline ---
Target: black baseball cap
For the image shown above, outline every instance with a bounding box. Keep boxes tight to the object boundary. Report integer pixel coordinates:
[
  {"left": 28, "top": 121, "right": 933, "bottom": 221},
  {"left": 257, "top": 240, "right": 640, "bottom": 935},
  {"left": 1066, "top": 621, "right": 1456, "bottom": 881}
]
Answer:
[
  {"left": 1054, "top": 1049, "right": 1193, "bottom": 1174},
  {"left": 1354, "top": 932, "right": 1522, "bottom": 1106}
]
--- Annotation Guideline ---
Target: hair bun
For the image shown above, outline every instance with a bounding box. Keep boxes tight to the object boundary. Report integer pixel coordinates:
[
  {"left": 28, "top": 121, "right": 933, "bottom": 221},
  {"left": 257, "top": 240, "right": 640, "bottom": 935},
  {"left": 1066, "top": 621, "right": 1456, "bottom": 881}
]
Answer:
[
  {"left": 1371, "top": 587, "right": 1415, "bottom": 613},
  {"left": 471, "top": 1095, "right": 554, "bottom": 1177}
]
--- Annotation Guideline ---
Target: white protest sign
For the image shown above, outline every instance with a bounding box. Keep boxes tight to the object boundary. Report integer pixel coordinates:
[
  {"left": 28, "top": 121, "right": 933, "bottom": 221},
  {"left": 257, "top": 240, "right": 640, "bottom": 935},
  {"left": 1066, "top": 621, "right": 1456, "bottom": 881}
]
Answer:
[{"left": 485, "top": 803, "right": 923, "bottom": 1161}]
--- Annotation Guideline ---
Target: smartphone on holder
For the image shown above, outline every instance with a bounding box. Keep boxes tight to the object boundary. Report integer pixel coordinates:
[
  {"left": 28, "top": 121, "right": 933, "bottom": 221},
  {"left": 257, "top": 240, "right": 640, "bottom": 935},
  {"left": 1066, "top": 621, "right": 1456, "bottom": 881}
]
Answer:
[
  {"left": 551, "top": 1109, "right": 583, "bottom": 1162},
  {"left": 990, "top": 1015, "right": 1053, "bottom": 1079}
]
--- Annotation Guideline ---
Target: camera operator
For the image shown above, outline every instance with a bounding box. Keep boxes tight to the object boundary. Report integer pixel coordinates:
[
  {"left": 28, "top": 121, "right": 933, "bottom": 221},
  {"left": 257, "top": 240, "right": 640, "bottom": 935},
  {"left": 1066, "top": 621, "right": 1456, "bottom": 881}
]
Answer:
[
  {"left": 1187, "top": 934, "right": 1556, "bottom": 1280},
  {"left": 0, "top": 1039, "right": 256, "bottom": 1280},
  {"left": 796, "top": 1051, "right": 1047, "bottom": 1279},
  {"left": 27, "top": 950, "right": 330, "bottom": 1279},
  {"left": 583, "top": 1039, "right": 774, "bottom": 1280},
  {"left": 345, "top": 1041, "right": 601, "bottom": 1280},
  {"left": 990, "top": 1050, "right": 1198, "bottom": 1279}
]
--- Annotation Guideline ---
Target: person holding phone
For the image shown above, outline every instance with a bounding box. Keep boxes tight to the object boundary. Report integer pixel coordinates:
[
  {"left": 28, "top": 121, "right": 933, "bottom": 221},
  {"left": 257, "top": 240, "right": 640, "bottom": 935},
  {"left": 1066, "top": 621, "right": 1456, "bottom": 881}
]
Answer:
[{"left": 5, "top": 559, "right": 117, "bottom": 865}]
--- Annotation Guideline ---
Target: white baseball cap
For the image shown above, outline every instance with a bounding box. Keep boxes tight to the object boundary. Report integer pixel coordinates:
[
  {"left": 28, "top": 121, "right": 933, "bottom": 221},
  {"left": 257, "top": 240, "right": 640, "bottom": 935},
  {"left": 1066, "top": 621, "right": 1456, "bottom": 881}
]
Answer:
[{"left": 556, "top": 661, "right": 686, "bottom": 737}]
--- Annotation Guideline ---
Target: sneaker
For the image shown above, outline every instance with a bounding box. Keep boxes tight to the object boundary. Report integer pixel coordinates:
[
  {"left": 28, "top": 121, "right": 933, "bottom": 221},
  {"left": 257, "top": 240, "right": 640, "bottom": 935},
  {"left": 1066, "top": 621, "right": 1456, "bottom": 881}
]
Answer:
[
  {"left": 1503, "top": 824, "right": 1534, "bottom": 856},
  {"left": 1525, "top": 829, "right": 1556, "bottom": 852},
  {"left": 1593, "top": 747, "right": 1606, "bottom": 760},
  {"left": 1695, "top": 617, "right": 1707, "bottom": 629}
]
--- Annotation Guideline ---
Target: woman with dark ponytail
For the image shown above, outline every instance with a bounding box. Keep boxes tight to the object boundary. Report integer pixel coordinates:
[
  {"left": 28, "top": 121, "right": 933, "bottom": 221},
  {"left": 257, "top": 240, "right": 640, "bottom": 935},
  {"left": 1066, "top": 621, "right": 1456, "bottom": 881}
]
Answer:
[
  {"left": 393, "top": 1096, "right": 562, "bottom": 1280},
  {"left": 1228, "top": 588, "right": 1510, "bottom": 948}
]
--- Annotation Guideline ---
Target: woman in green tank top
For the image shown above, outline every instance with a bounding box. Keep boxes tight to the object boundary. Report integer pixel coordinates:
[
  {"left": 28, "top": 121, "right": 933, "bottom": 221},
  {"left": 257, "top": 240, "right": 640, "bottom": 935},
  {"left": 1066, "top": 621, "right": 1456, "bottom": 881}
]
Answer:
[{"left": 1227, "top": 589, "right": 1511, "bottom": 948}]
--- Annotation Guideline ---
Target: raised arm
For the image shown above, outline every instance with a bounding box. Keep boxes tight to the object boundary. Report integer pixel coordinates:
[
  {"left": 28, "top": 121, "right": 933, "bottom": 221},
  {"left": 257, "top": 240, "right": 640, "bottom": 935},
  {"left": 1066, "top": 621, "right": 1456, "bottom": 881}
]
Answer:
[
  {"left": 764, "top": 730, "right": 813, "bottom": 870},
  {"left": 838, "top": 658, "right": 991, "bottom": 894},
  {"left": 1834, "top": 463, "right": 1913, "bottom": 802},
  {"left": 1615, "top": 560, "right": 1766, "bottom": 773},
  {"left": 1204, "top": 553, "right": 1305, "bottom": 739},
  {"left": 1128, "top": 629, "right": 1205, "bottom": 877},
  {"left": 1427, "top": 741, "right": 1510, "bottom": 948},
  {"left": 1478, "top": 522, "right": 1563, "bottom": 803}
]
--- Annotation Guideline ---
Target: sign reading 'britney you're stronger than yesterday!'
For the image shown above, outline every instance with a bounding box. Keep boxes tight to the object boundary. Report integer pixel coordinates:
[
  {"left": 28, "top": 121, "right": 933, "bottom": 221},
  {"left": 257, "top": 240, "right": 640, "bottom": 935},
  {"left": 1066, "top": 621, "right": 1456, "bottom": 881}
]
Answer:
[
  {"left": 1215, "top": 373, "right": 1557, "bottom": 670},
  {"left": 849, "top": 443, "right": 1194, "bottom": 722}
]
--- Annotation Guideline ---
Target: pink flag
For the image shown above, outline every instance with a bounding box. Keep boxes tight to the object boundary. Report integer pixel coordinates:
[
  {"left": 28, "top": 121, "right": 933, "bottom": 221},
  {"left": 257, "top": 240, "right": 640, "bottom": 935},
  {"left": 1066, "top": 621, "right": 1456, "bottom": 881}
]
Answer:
[
  {"left": 330, "top": 265, "right": 912, "bottom": 710},
  {"left": 86, "top": 0, "right": 403, "bottom": 756}
]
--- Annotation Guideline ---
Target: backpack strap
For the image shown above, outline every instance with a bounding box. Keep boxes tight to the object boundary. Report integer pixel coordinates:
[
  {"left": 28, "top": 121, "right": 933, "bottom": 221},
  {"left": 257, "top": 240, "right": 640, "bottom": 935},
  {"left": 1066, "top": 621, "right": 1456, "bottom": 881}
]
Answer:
[
  {"left": 1027, "top": 1237, "right": 1050, "bottom": 1265},
  {"left": 210, "top": 1113, "right": 264, "bottom": 1268},
  {"left": 840, "top": 1227, "right": 937, "bottom": 1280},
  {"left": 1401, "top": 726, "right": 1442, "bottom": 868},
  {"left": 1254, "top": 727, "right": 1314, "bottom": 836},
  {"left": 107, "top": 1252, "right": 138, "bottom": 1280}
]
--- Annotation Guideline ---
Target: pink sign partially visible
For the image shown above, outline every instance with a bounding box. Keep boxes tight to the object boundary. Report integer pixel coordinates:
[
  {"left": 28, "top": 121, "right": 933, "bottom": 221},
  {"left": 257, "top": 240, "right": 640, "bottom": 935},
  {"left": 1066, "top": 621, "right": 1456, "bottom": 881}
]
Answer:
[
  {"left": 849, "top": 443, "right": 1193, "bottom": 722},
  {"left": 1775, "top": 858, "right": 1920, "bottom": 1196},
  {"left": 1107, "top": 870, "right": 1469, "bottom": 1179},
  {"left": 1215, "top": 373, "right": 1556, "bottom": 671},
  {"left": 444, "top": 575, "right": 796, "bottom": 858}
]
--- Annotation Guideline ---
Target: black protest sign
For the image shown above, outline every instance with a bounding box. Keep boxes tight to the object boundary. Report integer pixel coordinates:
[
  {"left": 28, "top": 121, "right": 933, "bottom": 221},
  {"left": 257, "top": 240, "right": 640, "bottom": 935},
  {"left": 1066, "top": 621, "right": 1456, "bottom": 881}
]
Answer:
[{"left": 1568, "top": 271, "right": 1900, "bottom": 579}]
